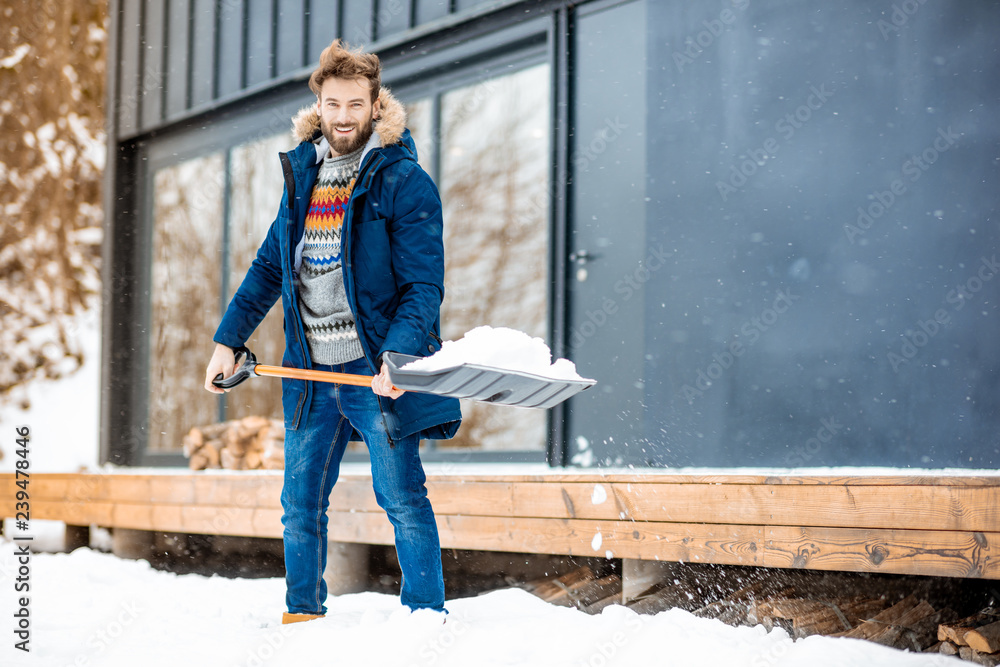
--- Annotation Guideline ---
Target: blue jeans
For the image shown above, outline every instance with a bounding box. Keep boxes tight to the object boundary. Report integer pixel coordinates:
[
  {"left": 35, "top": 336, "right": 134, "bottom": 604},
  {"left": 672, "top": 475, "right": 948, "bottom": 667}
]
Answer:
[{"left": 280, "top": 356, "right": 445, "bottom": 614}]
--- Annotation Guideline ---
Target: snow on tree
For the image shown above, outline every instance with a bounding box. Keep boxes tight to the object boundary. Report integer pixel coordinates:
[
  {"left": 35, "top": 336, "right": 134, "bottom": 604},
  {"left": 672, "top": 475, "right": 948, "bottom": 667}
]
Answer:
[{"left": 0, "top": 1, "right": 107, "bottom": 409}]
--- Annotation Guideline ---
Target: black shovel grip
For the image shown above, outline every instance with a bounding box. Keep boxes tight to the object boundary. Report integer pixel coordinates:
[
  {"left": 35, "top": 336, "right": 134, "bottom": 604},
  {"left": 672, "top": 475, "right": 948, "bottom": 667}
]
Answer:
[{"left": 212, "top": 346, "right": 257, "bottom": 389}]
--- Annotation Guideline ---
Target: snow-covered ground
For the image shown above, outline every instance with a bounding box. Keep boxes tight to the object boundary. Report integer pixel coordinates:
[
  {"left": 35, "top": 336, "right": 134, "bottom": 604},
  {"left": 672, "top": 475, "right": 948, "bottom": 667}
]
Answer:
[
  {"left": 0, "top": 311, "right": 101, "bottom": 474},
  {"left": 0, "top": 546, "right": 961, "bottom": 667}
]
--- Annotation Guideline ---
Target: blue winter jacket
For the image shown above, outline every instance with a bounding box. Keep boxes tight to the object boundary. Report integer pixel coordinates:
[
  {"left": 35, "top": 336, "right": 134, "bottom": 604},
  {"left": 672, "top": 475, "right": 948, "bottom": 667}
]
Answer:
[{"left": 213, "top": 88, "right": 462, "bottom": 441}]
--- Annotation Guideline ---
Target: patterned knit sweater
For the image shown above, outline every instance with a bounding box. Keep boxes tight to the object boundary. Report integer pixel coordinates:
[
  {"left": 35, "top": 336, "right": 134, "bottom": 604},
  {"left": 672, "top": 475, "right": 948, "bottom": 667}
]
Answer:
[{"left": 297, "top": 145, "right": 365, "bottom": 364}]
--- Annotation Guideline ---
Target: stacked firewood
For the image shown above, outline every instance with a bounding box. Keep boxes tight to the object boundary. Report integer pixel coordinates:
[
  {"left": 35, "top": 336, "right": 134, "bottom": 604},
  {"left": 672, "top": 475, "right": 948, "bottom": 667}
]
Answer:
[
  {"left": 182, "top": 416, "right": 284, "bottom": 470},
  {"left": 523, "top": 566, "right": 623, "bottom": 614},
  {"left": 523, "top": 567, "right": 999, "bottom": 664},
  {"left": 937, "top": 613, "right": 1000, "bottom": 665}
]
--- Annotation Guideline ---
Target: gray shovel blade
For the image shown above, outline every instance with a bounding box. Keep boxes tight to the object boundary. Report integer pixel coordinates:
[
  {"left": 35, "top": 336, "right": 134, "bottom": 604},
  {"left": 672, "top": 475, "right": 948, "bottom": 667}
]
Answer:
[{"left": 382, "top": 353, "right": 596, "bottom": 409}]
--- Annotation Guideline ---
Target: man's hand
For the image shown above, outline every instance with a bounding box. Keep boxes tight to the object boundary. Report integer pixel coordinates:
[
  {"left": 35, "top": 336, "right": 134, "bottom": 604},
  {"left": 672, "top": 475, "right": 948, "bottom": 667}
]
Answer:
[
  {"left": 371, "top": 363, "right": 404, "bottom": 399},
  {"left": 204, "top": 343, "right": 236, "bottom": 394}
]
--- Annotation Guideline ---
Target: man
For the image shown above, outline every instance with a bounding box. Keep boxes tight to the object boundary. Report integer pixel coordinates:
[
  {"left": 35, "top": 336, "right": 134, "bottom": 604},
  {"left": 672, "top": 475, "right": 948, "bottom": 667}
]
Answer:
[{"left": 204, "top": 39, "right": 461, "bottom": 624}]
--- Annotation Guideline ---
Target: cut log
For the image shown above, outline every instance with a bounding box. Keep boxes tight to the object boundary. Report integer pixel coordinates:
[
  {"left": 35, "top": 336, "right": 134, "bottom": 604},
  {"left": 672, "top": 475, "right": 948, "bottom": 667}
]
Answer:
[
  {"left": 550, "top": 574, "right": 622, "bottom": 609},
  {"left": 939, "top": 612, "right": 1000, "bottom": 646},
  {"left": 968, "top": 621, "right": 1000, "bottom": 655},
  {"left": 530, "top": 567, "right": 596, "bottom": 604},
  {"left": 960, "top": 646, "right": 1000, "bottom": 667},
  {"left": 237, "top": 415, "right": 271, "bottom": 439},
  {"left": 182, "top": 427, "right": 204, "bottom": 457},
  {"left": 939, "top": 641, "right": 958, "bottom": 656},
  {"left": 792, "top": 598, "right": 888, "bottom": 638},
  {"left": 626, "top": 583, "right": 698, "bottom": 615},
  {"left": 220, "top": 447, "right": 246, "bottom": 471},
  {"left": 243, "top": 449, "right": 262, "bottom": 470},
  {"left": 864, "top": 600, "right": 938, "bottom": 651},
  {"left": 836, "top": 597, "right": 940, "bottom": 651}
]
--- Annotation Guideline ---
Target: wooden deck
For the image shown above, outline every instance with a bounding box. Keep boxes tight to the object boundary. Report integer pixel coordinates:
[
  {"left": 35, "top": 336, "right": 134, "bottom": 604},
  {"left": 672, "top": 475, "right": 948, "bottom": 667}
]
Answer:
[{"left": 1, "top": 467, "right": 998, "bottom": 579}]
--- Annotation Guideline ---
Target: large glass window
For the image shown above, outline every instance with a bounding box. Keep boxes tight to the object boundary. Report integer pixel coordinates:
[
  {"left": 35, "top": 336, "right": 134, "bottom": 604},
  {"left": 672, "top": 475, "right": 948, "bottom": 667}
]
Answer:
[
  {"left": 405, "top": 63, "right": 552, "bottom": 452},
  {"left": 148, "top": 132, "right": 291, "bottom": 454},
  {"left": 223, "top": 133, "right": 289, "bottom": 422},
  {"left": 143, "top": 59, "right": 553, "bottom": 458},
  {"left": 568, "top": 0, "right": 1000, "bottom": 468},
  {"left": 148, "top": 153, "right": 225, "bottom": 453}
]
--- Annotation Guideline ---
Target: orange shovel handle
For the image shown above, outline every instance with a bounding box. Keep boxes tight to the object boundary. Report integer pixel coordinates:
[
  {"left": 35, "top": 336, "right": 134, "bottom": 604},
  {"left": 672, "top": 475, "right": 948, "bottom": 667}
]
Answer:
[{"left": 254, "top": 364, "right": 376, "bottom": 387}]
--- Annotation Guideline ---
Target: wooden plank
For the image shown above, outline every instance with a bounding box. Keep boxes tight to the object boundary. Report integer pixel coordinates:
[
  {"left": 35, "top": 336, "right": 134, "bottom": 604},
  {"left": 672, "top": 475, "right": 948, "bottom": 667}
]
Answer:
[
  {"left": 326, "top": 512, "right": 763, "bottom": 565},
  {"left": 29, "top": 500, "right": 114, "bottom": 526},
  {"left": 423, "top": 472, "right": 1000, "bottom": 487},
  {"left": 5, "top": 471, "right": 1000, "bottom": 497},
  {"left": 113, "top": 503, "right": 154, "bottom": 531},
  {"left": 151, "top": 503, "right": 184, "bottom": 532},
  {"left": 764, "top": 526, "right": 998, "bottom": 579},
  {"left": 191, "top": 475, "right": 280, "bottom": 508},
  {"left": 251, "top": 508, "right": 284, "bottom": 539},
  {"left": 181, "top": 505, "right": 258, "bottom": 536},
  {"left": 106, "top": 476, "right": 154, "bottom": 503},
  {"left": 150, "top": 475, "right": 196, "bottom": 503},
  {"left": 326, "top": 479, "right": 514, "bottom": 516},
  {"left": 511, "top": 482, "right": 1000, "bottom": 532}
]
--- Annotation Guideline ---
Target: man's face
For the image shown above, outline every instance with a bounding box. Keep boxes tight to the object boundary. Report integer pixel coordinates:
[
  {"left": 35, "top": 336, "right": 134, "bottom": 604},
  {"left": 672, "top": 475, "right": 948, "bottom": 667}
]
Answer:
[{"left": 316, "top": 76, "right": 380, "bottom": 156}]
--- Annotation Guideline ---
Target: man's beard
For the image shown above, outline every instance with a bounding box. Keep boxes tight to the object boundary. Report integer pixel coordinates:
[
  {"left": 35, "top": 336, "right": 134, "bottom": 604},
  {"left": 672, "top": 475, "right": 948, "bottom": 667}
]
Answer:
[{"left": 321, "top": 114, "right": 375, "bottom": 156}]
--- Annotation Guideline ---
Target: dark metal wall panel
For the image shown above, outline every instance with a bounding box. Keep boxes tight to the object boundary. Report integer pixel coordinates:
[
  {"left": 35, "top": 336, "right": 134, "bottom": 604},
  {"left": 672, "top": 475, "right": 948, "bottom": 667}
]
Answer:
[
  {"left": 140, "top": 0, "right": 167, "bottom": 131},
  {"left": 276, "top": 0, "right": 306, "bottom": 76},
  {"left": 216, "top": 0, "right": 246, "bottom": 97},
  {"left": 453, "top": 0, "right": 491, "bottom": 13},
  {"left": 414, "top": 0, "right": 449, "bottom": 26},
  {"left": 165, "top": 0, "right": 191, "bottom": 119},
  {"left": 189, "top": 0, "right": 216, "bottom": 108},
  {"left": 245, "top": 0, "right": 274, "bottom": 86},
  {"left": 306, "top": 0, "right": 339, "bottom": 63},
  {"left": 374, "top": 0, "right": 412, "bottom": 41},
  {"left": 117, "top": 0, "right": 143, "bottom": 136},
  {"left": 342, "top": 0, "right": 374, "bottom": 46}
]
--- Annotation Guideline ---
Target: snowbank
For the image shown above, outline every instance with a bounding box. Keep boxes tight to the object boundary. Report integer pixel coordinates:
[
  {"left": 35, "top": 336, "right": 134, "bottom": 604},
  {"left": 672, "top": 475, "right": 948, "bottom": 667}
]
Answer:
[{"left": 0, "top": 546, "right": 960, "bottom": 667}]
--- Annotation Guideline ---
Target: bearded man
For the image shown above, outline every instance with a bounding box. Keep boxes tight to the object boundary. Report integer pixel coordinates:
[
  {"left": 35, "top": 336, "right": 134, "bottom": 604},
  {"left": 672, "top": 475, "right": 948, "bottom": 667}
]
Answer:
[{"left": 204, "top": 39, "right": 461, "bottom": 623}]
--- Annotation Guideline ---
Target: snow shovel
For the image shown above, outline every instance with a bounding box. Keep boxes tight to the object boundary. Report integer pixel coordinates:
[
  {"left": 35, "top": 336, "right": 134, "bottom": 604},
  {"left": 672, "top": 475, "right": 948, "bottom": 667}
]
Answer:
[{"left": 212, "top": 346, "right": 595, "bottom": 409}]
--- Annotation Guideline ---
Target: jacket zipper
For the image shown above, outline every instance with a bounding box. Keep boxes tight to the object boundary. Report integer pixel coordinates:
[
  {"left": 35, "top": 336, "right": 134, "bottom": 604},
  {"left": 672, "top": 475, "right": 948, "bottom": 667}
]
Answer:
[{"left": 279, "top": 150, "right": 312, "bottom": 429}]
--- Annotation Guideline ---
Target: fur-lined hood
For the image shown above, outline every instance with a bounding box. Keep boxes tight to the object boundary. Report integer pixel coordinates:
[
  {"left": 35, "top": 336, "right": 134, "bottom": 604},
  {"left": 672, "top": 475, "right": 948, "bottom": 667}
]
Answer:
[{"left": 290, "top": 86, "right": 407, "bottom": 147}]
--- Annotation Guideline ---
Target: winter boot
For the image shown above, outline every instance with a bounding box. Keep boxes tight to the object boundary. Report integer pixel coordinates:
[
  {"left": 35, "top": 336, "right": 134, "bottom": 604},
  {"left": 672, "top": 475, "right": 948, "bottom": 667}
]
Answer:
[{"left": 282, "top": 612, "right": 325, "bottom": 624}]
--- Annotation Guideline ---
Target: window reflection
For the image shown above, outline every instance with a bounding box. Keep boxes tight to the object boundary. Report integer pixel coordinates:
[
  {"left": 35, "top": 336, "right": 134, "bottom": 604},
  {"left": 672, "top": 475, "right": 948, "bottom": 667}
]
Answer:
[
  {"left": 416, "top": 64, "right": 551, "bottom": 451},
  {"left": 223, "top": 133, "right": 289, "bottom": 423},
  {"left": 149, "top": 153, "right": 225, "bottom": 452}
]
